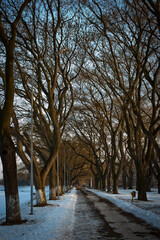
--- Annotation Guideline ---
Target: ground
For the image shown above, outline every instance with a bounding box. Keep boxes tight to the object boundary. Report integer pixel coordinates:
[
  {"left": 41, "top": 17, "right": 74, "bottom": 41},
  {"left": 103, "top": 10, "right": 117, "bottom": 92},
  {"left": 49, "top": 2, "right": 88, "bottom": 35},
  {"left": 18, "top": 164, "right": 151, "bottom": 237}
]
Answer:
[
  {"left": 73, "top": 189, "right": 160, "bottom": 240},
  {"left": 0, "top": 186, "right": 160, "bottom": 239}
]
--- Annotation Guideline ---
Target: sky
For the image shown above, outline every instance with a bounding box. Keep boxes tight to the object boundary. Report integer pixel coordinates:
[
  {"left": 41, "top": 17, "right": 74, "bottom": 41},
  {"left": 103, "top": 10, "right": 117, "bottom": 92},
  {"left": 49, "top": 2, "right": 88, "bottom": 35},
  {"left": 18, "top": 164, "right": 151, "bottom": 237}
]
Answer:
[{"left": 0, "top": 186, "right": 159, "bottom": 240}]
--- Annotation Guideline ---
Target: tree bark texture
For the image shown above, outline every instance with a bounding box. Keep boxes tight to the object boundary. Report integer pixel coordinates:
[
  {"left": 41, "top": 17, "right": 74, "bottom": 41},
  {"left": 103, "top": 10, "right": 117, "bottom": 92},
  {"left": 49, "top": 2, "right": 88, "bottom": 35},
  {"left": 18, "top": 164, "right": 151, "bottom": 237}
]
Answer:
[
  {"left": 101, "top": 175, "right": 106, "bottom": 191},
  {"left": 94, "top": 174, "right": 99, "bottom": 189},
  {"left": 112, "top": 176, "right": 119, "bottom": 194},
  {"left": 128, "top": 164, "right": 134, "bottom": 189},
  {"left": 1, "top": 135, "right": 21, "bottom": 223},
  {"left": 122, "top": 171, "right": 127, "bottom": 189},
  {"left": 49, "top": 163, "right": 57, "bottom": 200},
  {"left": 137, "top": 168, "right": 147, "bottom": 201},
  {"left": 158, "top": 173, "right": 160, "bottom": 194},
  {"left": 107, "top": 171, "right": 111, "bottom": 192},
  {"left": 34, "top": 172, "right": 47, "bottom": 206}
]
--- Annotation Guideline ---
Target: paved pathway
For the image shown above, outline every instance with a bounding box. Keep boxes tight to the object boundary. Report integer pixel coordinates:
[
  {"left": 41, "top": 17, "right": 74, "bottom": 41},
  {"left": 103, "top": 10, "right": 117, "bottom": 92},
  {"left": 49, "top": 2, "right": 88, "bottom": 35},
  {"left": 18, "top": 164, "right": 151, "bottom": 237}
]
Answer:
[{"left": 71, "top": 188, "right": 160, "bottom": 240}]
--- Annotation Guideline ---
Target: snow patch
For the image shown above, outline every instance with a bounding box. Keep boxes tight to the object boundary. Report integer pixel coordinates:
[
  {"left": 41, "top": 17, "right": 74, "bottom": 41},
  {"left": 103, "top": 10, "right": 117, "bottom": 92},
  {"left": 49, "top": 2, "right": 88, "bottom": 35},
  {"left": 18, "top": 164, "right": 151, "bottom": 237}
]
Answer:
[
  {"left": 87, "top": 188, "right": 160, "bottom": 230},
  {"left": 0, "top": 186, "right": 159, "bottom": 239},
  {"left": 0, "top": 187, "right": 77, "bottom": 240}
]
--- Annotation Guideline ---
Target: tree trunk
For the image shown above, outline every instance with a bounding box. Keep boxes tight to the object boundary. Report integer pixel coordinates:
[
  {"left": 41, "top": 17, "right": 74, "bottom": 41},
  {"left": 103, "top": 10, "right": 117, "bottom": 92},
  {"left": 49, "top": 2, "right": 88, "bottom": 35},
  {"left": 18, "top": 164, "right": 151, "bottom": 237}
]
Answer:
[
  {"left": 0, "top": 0, "right": 31, "bottom": 224},
  {"left": 32, "top": 166, "right": 47, "bottom": 205},
  {"left": 94, "top": 174, "right": 99, "bottom": 189},
  {"left": 31, "top": 163, "right": 47, "bottom": 206},
  {"left": 59, "top": 167, "right": 62, "bottom": 196},
  {"left": 61, "top": 182, "right": 64, "bottom": 195},
  {"left": 101, "top": 175, "right": 106, "bottom": 191},
  {"left": 35, "top": 186, "right": 47, "bottom": 206},
  {"left": 112, "top": 175, "right": 118, "bottom": 194},
  {"left": 90, "top": 177, "right": 93, "bottom": 188},
  {"left": 146, "top": 169, "right": 152, "bottom": 192},
  {"left": 107, "top": 171, "right": 111, "bottom": 192},
  {"left": 137, "top": 168, "right": 147, "bottom": 201},
  {"left": 128, "top": 166, "right": 133, "bottom": 189},
  {"left": 98, "top": 179, "right": 101, "bottom": 190},
  {"left": 1, "top": 135, "right": 21, "bottom": 223},
  {"left": 49, "top": 162, "right": 56, "bottom": 200},
  {"left": 122, "top": 170, "right": 127, "bottom": 189},
  {"left": 158, "top": 173, "right": 160, "bottom": 194}
]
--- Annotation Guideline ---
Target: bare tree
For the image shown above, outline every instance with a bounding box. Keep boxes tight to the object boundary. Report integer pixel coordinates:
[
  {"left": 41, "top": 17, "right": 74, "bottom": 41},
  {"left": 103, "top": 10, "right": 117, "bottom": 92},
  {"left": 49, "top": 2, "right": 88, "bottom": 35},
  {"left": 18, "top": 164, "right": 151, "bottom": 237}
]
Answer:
[
  {"left": 0, "top": 0, "right": 31, "bottom": 224},
  {"left": 80, "top": 0, "right": 159, "bottom": 200},
  {"left": 11, "top": 0, "right": 84, "bottom": 204}
]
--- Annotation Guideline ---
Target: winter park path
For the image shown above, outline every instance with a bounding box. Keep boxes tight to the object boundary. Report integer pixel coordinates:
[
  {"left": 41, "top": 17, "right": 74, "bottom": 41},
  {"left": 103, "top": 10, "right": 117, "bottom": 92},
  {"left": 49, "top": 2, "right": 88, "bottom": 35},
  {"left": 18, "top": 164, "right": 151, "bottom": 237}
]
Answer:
[
  {"left": 71, "top": 188, "right": 160, "bottom": 240},
  {"left": 0, "top": 187, "right": 160, "bottom": 240}
]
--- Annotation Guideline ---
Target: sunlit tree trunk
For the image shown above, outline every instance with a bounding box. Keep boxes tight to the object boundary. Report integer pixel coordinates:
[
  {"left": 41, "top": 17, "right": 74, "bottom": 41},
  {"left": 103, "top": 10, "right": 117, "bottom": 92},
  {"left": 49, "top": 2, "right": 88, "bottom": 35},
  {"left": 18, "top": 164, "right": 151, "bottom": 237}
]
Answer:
[
  {"left": 34, "top": 172, "right": 47, "bottom": 206},
  {"left": 36, "top": 185, "right": 47, "bottom": 206},
  {"left": 49, "top": 162, "right": 57, "bottom": 200}
]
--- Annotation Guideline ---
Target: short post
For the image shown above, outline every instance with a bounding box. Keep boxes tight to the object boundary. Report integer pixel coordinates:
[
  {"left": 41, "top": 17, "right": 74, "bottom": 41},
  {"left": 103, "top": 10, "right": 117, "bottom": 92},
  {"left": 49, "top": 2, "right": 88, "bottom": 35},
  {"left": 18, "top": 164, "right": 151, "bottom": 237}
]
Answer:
[{"left": 131, "top": 191, "right": 136, "bottom": 202}]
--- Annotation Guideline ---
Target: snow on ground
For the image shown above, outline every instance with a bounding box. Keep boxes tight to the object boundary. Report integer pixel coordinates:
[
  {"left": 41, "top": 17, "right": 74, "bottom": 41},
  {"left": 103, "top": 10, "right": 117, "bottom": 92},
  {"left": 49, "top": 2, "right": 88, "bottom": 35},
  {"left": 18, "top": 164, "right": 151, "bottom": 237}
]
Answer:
[
  {"left": 0, "top": 185, "right": 77, "bottom": 240},
  {"left": 87, "top": 188, "right": 160, "bottom": 230},
  {"left": 0, "top": 186, "right": 160, "bottom": 240}
]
